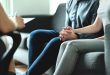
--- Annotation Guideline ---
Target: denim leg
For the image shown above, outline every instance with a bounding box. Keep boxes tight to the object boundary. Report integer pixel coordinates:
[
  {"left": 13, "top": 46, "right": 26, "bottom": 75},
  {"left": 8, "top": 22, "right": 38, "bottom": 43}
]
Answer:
[
  {"left": 28, "top": 29, "right": 59, "bottom": 66},
  {"left": 28, "top": 37, "right": 62, "bottom": 75}
]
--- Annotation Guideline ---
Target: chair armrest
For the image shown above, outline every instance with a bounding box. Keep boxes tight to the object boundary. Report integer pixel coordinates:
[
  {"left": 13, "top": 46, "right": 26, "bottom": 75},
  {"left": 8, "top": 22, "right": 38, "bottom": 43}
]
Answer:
[
  {"left": 1, "top": 31, "right": 21, "bottom": 60},
  {"left": 104, "top": 24, "right": 110, "bottom": 75},
  {"left": 0, "top": 31, "right": 21, "bottom": 74}
]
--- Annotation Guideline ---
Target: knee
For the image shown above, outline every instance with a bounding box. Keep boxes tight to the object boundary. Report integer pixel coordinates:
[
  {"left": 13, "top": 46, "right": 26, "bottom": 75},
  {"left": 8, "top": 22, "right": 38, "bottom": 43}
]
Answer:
[
  {"left": 29, "top": 29, "right": 44, "bottom": 40},
  {"left": 60, "top": 40, "right": 79, "bottom": 48},
  {"left": 49, "top": 37, "right": 61, "bottom": 44},
  {"left": 28, "top": 29, "right": 45, "bottom": 46},
  {"left": 68, "top": 40, "right": 80, "bottom": 46},
  {"left": 61, "top": 40, "right": 79, "bottom": 48},
  {"left": 66, "top": 41, "right": 80, "bottom": 52},
  {"left": 60, "top": 41, "right": 69, "bottom": 48}
]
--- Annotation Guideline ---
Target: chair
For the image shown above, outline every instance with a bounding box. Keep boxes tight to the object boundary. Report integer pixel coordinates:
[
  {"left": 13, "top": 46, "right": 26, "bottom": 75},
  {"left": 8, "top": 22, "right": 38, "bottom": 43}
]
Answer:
[
  {"left": 0, "top": 32, "right": 21, "bottom": 75},
  {"left": 72, "top": 23, "right": 110, "bottom": 75},
  {"left": 73, "top": 52, "right": 105, "bottom": 75},
  {"left": 104, "top": 24, "right": 110, "bottom": 75},
  {"left": 51, "top": 3, "right": 66, "bottom": 32},
  {"left": 42, "top": 2, "right": 105, "bottom": 75},
  {"left": 46, "top": 1, "right": 104, "bottom": 75}
]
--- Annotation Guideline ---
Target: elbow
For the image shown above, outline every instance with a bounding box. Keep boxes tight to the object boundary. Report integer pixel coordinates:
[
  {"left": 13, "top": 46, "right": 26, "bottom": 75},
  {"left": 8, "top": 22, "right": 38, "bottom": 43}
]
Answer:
[
  {"left": 97, "top": 24, "right": 103, "bottom": 32},
  {"left": 1, "top": 29, "right": 9, "bottom": 33},
  {"left": 93, "top": 21, "right": 103, "bottom": 33},
  {"left": 0, "top": 28, "right": 14, "bottom": 33}
]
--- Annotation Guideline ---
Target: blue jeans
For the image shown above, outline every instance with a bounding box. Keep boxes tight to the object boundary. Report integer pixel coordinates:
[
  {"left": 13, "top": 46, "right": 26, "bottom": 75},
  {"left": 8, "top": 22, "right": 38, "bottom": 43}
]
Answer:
[{"left": 28, "top": 29, "right": 62, "bottom": 75}]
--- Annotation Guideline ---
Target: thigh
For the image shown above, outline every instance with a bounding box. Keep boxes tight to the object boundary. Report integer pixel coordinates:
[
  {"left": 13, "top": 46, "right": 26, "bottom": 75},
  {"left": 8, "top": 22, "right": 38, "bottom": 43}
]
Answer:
[
  {"left": 67, "top": 39, "right": 104, "bottom": 52},
  {"left": 29, "top": 29, "right": 59, "bottom": 48},
  {"left": 54, "top": 39, "right": 104, "bottom": 75},
  {"left": 29, "top": 29, "right": 59, "bottom": 42}
]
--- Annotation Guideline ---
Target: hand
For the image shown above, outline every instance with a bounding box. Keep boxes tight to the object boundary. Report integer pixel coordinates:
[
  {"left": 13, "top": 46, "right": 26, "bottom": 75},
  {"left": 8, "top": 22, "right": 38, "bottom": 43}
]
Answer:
[
  {"left": 15, "top": 16, "right": 25, "bottom": 29},
  {"left": 10, "top": 16, "right": 25, "bottom": 30},
  {"left": 59, "top": 26, "right": 78, "bottom": 41}
]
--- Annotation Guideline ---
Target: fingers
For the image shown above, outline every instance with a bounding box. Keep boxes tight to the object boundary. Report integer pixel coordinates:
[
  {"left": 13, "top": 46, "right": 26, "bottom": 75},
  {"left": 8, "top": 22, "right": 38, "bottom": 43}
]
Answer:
[
  {"left": 59, "top": 26, "right": 74, "bottom": 41},
  {"left": 60, "top": 28, "right": 72, "bottom": 35},
  {"left": 59, "top": 35, "right": 65, "bottom": 41},
  {"left": 15, "top": 16, "right": 25, "bottom": 29},
  {"left": 59, "top": 30, "right": 67, "bottom": 41},
  {"left": 62, "top": 26, "right": 72, "bottom": 30}
]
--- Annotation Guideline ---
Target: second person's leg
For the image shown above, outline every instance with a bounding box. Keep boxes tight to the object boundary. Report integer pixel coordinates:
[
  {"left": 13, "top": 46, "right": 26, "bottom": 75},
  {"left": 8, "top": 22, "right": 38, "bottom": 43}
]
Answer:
[{"left": 54, "top": 39, "right": 104, "bottom": 75}]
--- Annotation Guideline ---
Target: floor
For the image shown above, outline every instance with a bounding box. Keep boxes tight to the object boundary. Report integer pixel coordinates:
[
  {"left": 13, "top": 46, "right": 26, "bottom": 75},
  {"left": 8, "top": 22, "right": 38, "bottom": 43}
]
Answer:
[
  {"left": 15, "top": 61, "right": 48, "bottom": 75},
  {"left": 15, "top": 61, "right": 27, "bottom": 75}
]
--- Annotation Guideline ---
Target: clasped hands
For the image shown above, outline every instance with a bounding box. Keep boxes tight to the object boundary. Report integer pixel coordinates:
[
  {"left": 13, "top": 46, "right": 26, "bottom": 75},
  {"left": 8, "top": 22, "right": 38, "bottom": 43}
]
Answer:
[{"left": 59, "top": 26, "right": 78, "bottom": 41}]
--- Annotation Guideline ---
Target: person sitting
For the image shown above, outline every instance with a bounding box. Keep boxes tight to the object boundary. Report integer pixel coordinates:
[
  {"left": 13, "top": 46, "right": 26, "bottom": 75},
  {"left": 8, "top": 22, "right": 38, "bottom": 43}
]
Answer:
[
  {"left": 27, "top": 0, "right": 103, "bottom": 75},
  {"left": 53, "top": 0, "right": 110, "bottom": 75}
]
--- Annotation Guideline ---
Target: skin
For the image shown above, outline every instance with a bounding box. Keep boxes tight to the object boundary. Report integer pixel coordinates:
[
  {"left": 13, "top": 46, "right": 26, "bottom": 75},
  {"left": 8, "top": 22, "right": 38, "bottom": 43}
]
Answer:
[
  {"left": 0, "top": 2, "right": 25, "bottom": 33},
  {"left": 59, "top": 16, "right": 104, "bottom": 41},
  {"left": 0, "top": 2, "right": 25, "bottom": 73}
]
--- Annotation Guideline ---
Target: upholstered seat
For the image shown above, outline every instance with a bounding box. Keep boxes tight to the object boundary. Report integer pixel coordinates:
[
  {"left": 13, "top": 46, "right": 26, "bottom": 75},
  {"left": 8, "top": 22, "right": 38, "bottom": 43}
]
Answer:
[{"left": 73, "top": 52, "right": 105, "bottom": 75}]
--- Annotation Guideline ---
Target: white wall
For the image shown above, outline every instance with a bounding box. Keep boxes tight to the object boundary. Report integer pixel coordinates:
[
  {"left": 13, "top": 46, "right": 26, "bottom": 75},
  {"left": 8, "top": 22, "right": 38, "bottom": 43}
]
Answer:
[
  {"left": 2, "top": 0, "right": 67, "bottom": 16},
  {"left": 13, "top": 0, "right": 50, "bottom": 16},
  {"left": 0, "top": 0, "right": 10, "bottom": 15},
  {"left": 49, "top": 0, "right": 67, "bottom": 15}
]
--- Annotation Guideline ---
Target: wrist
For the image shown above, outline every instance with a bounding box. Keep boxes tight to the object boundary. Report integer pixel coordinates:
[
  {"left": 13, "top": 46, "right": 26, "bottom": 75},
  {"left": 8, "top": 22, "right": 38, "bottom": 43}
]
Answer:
[{"left": 74, "top": 29, "right": 78, "bottom": 33}]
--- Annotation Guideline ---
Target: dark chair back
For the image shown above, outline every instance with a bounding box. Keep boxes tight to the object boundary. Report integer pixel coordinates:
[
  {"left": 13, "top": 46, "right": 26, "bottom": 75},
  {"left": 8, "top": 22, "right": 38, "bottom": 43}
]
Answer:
[{"left": 52, "top": 3, "right": 66, "bottom": 32}]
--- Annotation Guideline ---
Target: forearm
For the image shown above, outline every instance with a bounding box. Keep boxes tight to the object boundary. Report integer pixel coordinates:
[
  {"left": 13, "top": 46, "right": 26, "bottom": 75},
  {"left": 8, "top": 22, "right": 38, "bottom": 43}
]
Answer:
[
  {"left": 0, "top": 19, "right": 16, "bottom": 33},
  {"left": 74, "top": 16, "right": 103, "bottom": 34},
  {"left": 74, "top": 24, "right": 95, "bottom": 33},
  {"left": 96, "top": 36, "right": 104, "bottom": 39},
  {"left": 74, "top": 24, "right": 102, "bottom": 34},
  {"left": 0, "top": 3, "right": 16, "bottom": 33}
]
